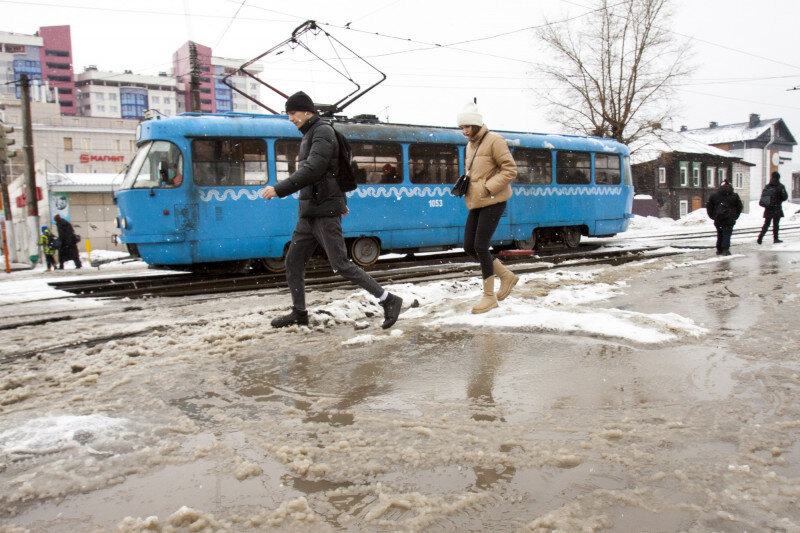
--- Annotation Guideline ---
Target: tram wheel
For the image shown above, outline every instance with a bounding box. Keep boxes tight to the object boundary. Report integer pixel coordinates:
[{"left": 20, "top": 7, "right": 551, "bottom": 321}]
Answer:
[
  {"left": 256, "top": 257, "right": 286, "bottom": 273},
  {"left": 514, "top": 229, "right": 538, "bottom": 250},
  {"left": 563, "top": 226, "right": 581, "bottom": 248},
  {"left": 350, "top": 237, "right": 381, "bottom": 267}
]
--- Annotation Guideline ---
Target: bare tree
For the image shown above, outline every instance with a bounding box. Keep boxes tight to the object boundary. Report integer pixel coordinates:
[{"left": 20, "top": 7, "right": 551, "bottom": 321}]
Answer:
[{"left": 535, "top": 0, "right": 691, "bottom": 145}]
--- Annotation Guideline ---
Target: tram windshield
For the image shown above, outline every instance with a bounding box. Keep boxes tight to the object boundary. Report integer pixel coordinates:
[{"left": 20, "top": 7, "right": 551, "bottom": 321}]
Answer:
[{"left": 122, "top": 141, "right": 184, "bottom": 189}]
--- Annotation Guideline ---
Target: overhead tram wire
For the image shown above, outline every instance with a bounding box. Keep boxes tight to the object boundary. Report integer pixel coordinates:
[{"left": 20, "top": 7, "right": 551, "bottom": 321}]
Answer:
[{"left": 214, "top": 0, "right": 248, "bottom": 48}]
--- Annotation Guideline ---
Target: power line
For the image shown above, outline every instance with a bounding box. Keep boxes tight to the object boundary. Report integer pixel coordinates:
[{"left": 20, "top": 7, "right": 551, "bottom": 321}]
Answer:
[{"left": 214, "top": 0, "right": 248, "bottom": 48}]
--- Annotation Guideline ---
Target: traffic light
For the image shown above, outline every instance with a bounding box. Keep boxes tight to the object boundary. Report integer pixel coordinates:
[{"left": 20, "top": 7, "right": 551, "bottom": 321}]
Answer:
[{"left": 0, "top": 124, "right": 17, "bottom": 163}]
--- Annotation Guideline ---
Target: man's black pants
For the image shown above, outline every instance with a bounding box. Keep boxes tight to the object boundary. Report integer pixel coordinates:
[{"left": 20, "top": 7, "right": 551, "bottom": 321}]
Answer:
[
  {"left": 285, "top": 216, "right": 384, "bottom": 311},
  {"left": 759, "top": 216, "right": 781, "bottom": 242}
]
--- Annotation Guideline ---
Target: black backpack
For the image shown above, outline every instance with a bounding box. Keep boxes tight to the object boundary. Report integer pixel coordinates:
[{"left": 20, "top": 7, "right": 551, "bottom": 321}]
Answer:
[
  {"left": 759, "top": 186, "right": 779, "bottom": 208},
  {"left": 714, "top": 197, "right": 734, "bottom": 220},
  {"left": 330, "top": 125, "right": 358, "bottom": 193},
  {"left": 47, "top": 232, "right": 60, "bottom": 249}
]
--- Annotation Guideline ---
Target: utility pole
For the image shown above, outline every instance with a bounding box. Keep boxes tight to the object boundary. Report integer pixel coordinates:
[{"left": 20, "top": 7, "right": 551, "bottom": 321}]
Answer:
[
  {"left": 20, "top": 74, "right": 39, "bottom": 265},
  {"left": 189, "top": 42, "right": 201, "bottom": 112},
  {"left": 0, "top": 120, "right": 18, "bottom": 264}
]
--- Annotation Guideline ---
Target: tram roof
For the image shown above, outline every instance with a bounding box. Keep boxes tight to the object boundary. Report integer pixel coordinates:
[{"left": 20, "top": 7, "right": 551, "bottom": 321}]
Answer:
[{"left": 138, "top": 112, "right": 629, "bottom": 155}]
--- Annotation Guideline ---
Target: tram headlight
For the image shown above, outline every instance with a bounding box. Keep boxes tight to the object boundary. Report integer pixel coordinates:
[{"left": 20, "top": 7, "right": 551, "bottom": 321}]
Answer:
[{"left": 120, "top": 217, "right": 128, "bottom": 229}]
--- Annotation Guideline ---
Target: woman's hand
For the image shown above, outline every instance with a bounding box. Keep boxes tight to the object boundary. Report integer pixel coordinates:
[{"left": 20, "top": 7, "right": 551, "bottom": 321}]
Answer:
[{"left": 260, "top": 186, "right": 278, "bottom": 200}]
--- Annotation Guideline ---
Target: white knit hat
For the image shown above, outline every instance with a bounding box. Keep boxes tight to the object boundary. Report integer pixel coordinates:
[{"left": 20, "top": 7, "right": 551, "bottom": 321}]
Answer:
[{"left": 457, "top": 102, "right": 483, "bottom": 127}]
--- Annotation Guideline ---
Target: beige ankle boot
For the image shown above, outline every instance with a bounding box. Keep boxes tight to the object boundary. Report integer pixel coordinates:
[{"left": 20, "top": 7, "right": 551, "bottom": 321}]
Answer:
[
  {"left": 472, "top": 276, "right": 499, "bottom": 314},
  {"left": 493, "top": 259, "right": 519, "bottom": 301}
]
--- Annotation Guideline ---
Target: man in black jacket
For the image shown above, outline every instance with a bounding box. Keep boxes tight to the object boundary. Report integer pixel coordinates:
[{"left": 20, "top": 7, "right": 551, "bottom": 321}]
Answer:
[
  {"left": 757, "top": 171, "right": 789, "bottom": 244},
  {"left": 53, "top": 214, "right": 82, "bottom": 269},
  {"left": 260, "top": 91, "right": 402, "bottom": 329},
  {"left": 706, "top": 179, "right": 743, "bottom": 256}
]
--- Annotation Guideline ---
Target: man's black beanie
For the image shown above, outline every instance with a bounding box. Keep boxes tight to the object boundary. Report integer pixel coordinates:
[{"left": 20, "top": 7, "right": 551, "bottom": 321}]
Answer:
[{"left": 285, "top": 91, "right": 315, "bottom": 113}]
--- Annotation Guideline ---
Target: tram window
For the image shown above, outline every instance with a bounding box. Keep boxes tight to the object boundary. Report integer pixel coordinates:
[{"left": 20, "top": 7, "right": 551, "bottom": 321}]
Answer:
[
  {"left": 350, "top": 142, "right": 403, "bottom": 184},
  {"left": 556, "top": 151, "right": 591, "bottom": 185},
  {"left": 123, "top": 140, "right": 184, "bottom": 189},
  {"left": 409, "top": 144, "right": 459, "bottom": 184},
  {"left": 275, "top": 140, "right": 301, "bottom": 182},
  {"left": 513, "top": 148, "right": 552, "bottom": 185},
  {"left": 192, "top": 139, "right": 267, "bottom": 187},
  {"left": 594, "top": 154, "right": 621, "bottom": 185}
]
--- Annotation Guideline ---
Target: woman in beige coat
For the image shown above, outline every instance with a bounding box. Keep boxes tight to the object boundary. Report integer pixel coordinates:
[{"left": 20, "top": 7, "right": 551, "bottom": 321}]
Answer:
[{"left": 457, "top": 102, "right": 519, "bottom": 313}]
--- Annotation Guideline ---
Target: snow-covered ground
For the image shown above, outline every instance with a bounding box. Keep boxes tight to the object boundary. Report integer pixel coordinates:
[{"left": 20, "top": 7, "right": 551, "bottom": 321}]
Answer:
[{"left": 1, "top": 204, "right": 799, "bottom": 531}]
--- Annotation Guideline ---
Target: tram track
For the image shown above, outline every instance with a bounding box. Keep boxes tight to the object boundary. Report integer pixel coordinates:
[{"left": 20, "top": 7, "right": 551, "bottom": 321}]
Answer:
[{"left": 48, "top": 245, "right": 679, "bottom": 300}]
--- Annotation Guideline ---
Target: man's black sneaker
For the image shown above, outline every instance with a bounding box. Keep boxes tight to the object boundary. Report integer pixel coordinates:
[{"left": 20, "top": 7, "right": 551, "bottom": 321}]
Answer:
[
  {"left": 757, "top": 236, "right": 763, "bottom": 245},
  {"left": 271, "top": 308, "right": 309, "bottom": 328},
  {"left": 774, "top": 239, "right": 783, "bottom": 243},
  {"left": 380, "top": 294, "right": 403, "bottom": 329}
]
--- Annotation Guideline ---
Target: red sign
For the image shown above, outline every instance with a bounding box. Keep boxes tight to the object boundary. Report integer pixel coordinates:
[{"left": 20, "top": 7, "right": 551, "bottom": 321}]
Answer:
[
  {"left": 15, "top": 187, "right": 43, "bottom": 207},
  {"left": 80, "top": 153, "right": 125, "bottom": 164}
]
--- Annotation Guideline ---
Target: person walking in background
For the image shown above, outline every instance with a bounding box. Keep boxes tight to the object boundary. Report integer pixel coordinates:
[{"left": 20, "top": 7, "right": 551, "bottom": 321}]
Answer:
[
  {"left": 457, "top": 102, "right": 519, "bottom": 313},
  {"left": 53, "top": 214, "right": 82, "bottom": 269},
  {"left": 37, "top": 225, "right": 57, "bottom": 271},
  {"left": 757, "top": 171, "right": 789, "bottom": 244},
  {"left": 706, "top": 179, "right": 743, "bottom": 256},
  {"left": 260, "top": 91, "right": 403, "bottom": 330}
]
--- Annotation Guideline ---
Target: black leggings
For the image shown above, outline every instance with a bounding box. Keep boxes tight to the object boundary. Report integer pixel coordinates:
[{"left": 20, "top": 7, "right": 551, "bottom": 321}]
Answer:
[{"left": 464, "top": 201, "right": 506, "bottom": 279}]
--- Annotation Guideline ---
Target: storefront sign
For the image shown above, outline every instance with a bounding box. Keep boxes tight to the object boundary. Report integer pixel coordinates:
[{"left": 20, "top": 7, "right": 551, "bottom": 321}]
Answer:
[{"left": 80, "top": 153, "right": 125, "bottom": 163}]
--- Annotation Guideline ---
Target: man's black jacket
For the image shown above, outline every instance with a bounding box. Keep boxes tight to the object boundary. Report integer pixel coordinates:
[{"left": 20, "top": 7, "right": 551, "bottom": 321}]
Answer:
[{"left": 273, "top": 115, "right": 346, "bottom": 218}]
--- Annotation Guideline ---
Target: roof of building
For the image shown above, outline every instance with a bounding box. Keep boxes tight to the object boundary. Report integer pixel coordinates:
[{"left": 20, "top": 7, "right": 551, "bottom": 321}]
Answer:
[
  {"left": 684, "top": 118, "right": 790, "bottom": 145},
  {"left": 47, "top": 172, "right": 124, "bottom": 193},
  {"left": 629, "top": 129, "right": 738, "bottom": 165}
]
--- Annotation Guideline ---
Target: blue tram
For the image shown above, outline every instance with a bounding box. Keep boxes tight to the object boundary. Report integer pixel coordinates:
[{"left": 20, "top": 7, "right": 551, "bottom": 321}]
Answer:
[{"left": 115, "top": 112, "right": 633, "bottom": 270}]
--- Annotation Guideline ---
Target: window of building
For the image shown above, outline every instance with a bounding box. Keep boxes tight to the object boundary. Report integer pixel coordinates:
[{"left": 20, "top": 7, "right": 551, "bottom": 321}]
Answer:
[
  {"left": 658, "top": 167, "right": 666, "bottom": 184},
  {"left": 163, "top": 97, "right": 171, "bottom": 104},
  {"left": 191, "top": 138, "right": 268, "bottom": 186},
  {"left": 46, "top": 62, "right": 71, "bottom": 70},
  {"left": 58, "top": 100, "right": 73, "bottom": 108},
  {"left": 706, "top": 167, "right": 715, "bottom": 188},
  {"left": 734, "top": 171, "right": 743, "bottom": 189},
  {"left": 718, "top": 167, "right": 726, "bottom": 184},
  {"left": 45, "top": 49, "right": 69, "bottom": 57},
  {"left": 692, "top": 164, "right": 701, "bottom": 187},
  {"left": 113, "top": 139, "right": 121, "bottom": 151},
  {"left": 275, "top": 140, "right": 300, "bottom": 181},
  {"left": 64, "top": 137, "right": 73, "bottom": 151},
  {"left": 93, "top": 92, "right": 104, "bottom": 100},
  {"left": 151, "top": 96, "right": 160, "bottom": 104},
  {"left": 556, "top": 151, "right": 591, "bottom": 185},
  {"left": 108, "top": 93, "right": 117, "bottom": 101},
  {"left": 57, "top": 87, "right": 72, "bottom": 95},
  {"left": 130, "top": 140, "right": 136, "bottom": 152},
  {"left": 409, "top": 144, "right": 459, "bottom": 184},
  {"left": 679, "top": 200, "right": 688, "bottom": 217},
  {"left": 81, "top": 138, "right": 91, "bottom": 150},
  {"left": 679, "top": 163, "right": 688, "bottom": 186},
  {"left": 65, "top": 164, "right": 74, "bottom": 172},
  {"left": 110, "top": 105, "right": 118, "bottom": 113},
  {"left": 350, "top": 142, "right": 403, "bottom": 184},
  {"left": 512, "top": 148, "right": 551, "bottom": 185},
  {"left": 97, "top": 105, "right": 106, "bottom": 112},
  {"left": 48, "top": 75, "right": 71, "bottom": 82},
  {"left": 4, "top": 44, "right": 25, "bottom": 54},
  {"left": 123, "top": 140, "right": 184, "bottom": 189},
  {"left": 594, "top": 154, "right": 621, "bottom": 185}
]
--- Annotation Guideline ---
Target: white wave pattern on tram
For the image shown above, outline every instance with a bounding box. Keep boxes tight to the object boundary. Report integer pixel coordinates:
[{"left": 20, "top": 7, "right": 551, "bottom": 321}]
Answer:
[
  {"left": 199, "top": 185, "right": 623, "bottom": 202},
  {"left": 514, "top": 186, "right": 623, "bottom": 197},
  {"left": 199, "top": 189, "right": 263, "bottom": 202}
]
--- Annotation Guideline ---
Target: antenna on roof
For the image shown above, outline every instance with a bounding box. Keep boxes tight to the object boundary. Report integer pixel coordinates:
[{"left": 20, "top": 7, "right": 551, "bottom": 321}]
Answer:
[{"left": 221, "top": 20, "right": 387, "bottom": 117}]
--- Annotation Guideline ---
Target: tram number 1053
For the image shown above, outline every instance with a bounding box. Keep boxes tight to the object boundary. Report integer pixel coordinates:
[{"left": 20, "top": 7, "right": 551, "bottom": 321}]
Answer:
[{"left": 428, "top": 199, "right": 444, "bottom": 208}]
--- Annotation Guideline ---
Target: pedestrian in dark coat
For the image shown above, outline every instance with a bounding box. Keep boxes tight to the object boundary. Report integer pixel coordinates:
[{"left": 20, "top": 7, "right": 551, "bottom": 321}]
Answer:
[
  {"left": 260, "top": 91, "right": 402, "bottom": 329},
  {"left": 706, "top": 180, "right": 743, "bottom": 256},
  {"left": 53, "top": 214, "right": 82, "bottom": 269},
  {"left": 757, "top": 171, "right": 789, "bottom": 244}
]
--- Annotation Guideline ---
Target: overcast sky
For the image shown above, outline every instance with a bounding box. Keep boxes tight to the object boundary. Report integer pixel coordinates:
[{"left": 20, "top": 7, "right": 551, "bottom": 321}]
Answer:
[{"left": 4, "top": 0, "right": 800, "bottom": 156}]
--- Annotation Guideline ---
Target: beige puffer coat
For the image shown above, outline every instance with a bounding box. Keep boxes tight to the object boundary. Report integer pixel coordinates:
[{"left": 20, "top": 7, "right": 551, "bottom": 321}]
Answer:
[{"left": 464, "top": 125, "right": 517, "bottom": 210}]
